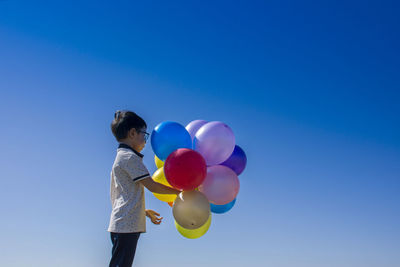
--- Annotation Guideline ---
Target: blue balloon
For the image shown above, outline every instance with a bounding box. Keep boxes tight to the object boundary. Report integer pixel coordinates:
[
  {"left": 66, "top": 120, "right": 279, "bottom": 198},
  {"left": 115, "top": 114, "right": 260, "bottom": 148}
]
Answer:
[
  {"left": 151, "top": 121, "right": 192, "bottom": 160},
  {"left": 221, "top": 145, "right": 247, "bottom": 175},
  {"left": 210, "top": 198, "right": 236, "bottom": 214}
]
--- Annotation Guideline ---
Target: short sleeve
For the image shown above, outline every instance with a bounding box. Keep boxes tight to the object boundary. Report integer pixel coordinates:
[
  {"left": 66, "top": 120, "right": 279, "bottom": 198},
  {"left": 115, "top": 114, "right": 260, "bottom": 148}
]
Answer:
[{"left": 123, "top": 156, "right": 151, "bottom": 182}]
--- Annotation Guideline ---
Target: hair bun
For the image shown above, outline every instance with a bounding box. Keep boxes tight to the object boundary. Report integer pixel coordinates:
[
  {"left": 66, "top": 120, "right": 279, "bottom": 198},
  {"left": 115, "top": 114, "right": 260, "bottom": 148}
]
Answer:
[{"left": 114, "top": 110, "right": 122, "bottom": 119}]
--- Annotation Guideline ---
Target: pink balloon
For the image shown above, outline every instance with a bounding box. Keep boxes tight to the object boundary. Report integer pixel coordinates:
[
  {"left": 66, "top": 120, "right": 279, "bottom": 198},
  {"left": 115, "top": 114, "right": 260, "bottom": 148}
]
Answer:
[
  {"left": 186, "top": 120, "right": 208, "bottom": 142},
  {"left": 199, "top": 165, "right": 240, "bottom": 205},
  {"left": 194, "top": 121, "right": 235, "bottom": 166}
]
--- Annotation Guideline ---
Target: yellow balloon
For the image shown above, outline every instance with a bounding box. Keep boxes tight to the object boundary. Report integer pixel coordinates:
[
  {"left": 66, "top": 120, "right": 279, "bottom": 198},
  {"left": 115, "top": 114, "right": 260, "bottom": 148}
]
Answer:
[
  {"left": 152, "top": 168, "right": 177, "bottom": 203},
  {"left": 175, "top": 213, "right": 212, "bottom": 239},
  {"left": 154, "top": 155, "right": 164, "bottom": 169}
]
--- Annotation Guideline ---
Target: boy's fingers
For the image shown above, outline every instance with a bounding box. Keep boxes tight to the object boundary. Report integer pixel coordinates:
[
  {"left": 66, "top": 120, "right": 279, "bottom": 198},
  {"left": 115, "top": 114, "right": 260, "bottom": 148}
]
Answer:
[{"left": 154, "top": 211, "right": 160, "bottom": 216}]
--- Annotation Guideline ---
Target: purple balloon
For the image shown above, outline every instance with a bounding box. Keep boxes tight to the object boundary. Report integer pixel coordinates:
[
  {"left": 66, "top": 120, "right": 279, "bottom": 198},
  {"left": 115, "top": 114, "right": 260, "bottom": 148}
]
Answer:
[
  {"left": 221, "top": 145, "right": 247, "bottom": 175},
  {"left": 194, "top": 121, "right": 236, "bottom": 166},
  {"left": 185, "top": 120, "right": 208, "bottom": 142},
  {"left": 199, "top": 165, "right": 240, "bottom": 205}
]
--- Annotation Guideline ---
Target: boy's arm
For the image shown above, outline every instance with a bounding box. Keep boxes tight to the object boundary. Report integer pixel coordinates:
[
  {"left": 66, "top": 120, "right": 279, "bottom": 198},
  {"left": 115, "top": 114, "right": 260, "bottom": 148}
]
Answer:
[{"left": 140, "top": 177, "right": 181, "bottom": 195}]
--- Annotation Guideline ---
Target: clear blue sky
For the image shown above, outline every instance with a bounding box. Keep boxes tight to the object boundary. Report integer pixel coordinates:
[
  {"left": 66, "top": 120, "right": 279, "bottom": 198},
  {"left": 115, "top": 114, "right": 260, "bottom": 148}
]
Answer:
[{"left": 1, "top": 1, "right": 399, "bottom": 266}]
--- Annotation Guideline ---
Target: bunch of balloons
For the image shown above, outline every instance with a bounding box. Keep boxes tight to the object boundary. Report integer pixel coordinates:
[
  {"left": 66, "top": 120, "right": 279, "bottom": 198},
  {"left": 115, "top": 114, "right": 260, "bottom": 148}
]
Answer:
[{"left": 151, "top": 120, "right": 247, "bottom": 239}]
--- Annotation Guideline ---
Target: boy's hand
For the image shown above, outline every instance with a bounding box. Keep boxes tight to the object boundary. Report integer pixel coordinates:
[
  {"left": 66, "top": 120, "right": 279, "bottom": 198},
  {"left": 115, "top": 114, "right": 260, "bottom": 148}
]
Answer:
[{"left": 146, "top": 209, "right": 163, "bottom": 225}]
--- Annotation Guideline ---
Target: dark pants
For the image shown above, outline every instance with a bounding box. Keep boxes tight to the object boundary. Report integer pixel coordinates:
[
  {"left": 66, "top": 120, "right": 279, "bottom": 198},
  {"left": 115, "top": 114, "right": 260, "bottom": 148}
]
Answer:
[{"left": 109, "top": 232, "right": 141, "bottom": 267}]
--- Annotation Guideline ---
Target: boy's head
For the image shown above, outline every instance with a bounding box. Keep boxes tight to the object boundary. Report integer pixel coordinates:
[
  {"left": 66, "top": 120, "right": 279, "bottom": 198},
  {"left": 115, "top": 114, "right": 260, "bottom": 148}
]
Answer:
[{"left": 111, "top": 110, "right": 149, "bottom": 152}]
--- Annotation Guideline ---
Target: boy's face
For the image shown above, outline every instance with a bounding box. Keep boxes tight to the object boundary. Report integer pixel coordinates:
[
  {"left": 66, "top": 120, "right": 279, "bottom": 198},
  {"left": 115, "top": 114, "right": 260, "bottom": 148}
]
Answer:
[{"left": 129, "top": 126, "right": 148, "bottom": 152}]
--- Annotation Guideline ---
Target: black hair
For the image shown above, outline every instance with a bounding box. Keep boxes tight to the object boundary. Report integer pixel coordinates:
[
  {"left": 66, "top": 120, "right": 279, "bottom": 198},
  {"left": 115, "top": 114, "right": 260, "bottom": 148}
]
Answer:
[{"left": 111, "top": 110, "right": 147, "bottom": 141}]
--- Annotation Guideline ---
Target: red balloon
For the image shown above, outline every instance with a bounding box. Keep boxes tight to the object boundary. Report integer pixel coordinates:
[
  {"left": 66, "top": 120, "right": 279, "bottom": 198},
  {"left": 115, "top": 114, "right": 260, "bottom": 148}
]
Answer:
[{"left": 164, "top": 148, "right": 207, "bottom": 191}]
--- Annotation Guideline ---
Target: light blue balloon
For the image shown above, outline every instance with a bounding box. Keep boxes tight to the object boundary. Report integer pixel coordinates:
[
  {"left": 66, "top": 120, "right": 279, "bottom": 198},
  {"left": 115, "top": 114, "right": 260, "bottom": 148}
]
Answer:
[
  {"left": 210, "top": 198, "right": 236, "bottom": 214},
  {"left": 151, "top": 121, "right": 192, "bottom": 160}
]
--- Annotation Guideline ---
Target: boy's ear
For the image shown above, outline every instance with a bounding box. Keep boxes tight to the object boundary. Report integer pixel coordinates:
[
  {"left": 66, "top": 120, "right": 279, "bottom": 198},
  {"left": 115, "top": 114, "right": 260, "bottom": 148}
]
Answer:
[{"left": 129, "top": 128, "right": 137, "bottom": 138}]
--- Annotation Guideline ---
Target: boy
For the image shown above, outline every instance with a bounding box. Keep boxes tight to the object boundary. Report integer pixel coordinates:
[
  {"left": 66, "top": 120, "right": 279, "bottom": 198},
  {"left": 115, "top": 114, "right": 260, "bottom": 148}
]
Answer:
[{"left": 108, "top": 110, "right": 181, "bottom": 267}]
